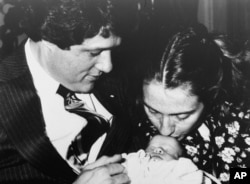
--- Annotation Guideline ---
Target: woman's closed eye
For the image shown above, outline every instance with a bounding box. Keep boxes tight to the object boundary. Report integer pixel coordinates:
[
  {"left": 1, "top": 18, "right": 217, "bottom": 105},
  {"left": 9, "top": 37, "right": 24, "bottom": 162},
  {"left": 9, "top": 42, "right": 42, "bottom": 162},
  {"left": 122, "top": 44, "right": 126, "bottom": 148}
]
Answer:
[
  {"left": 148, "top": 107, "right": 161, "bottom": 115},
  {"left": 175, "top": 114, "right": 190, "bottom": 121}
]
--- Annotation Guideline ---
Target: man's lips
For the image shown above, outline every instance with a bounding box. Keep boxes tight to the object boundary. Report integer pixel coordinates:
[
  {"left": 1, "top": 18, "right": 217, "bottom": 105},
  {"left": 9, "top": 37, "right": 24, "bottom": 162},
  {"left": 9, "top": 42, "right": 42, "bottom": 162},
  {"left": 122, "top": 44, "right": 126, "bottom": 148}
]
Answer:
[{"left": 87, "top": 75, "right": 101, "bottom": 81}]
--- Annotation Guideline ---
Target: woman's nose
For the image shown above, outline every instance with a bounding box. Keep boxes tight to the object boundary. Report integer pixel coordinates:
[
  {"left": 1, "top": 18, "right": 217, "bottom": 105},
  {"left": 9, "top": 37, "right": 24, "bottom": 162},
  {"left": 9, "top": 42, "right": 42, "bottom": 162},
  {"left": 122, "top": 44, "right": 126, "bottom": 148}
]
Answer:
[{"left": 159, "top": 116, "right": 175, "bottom": 136}]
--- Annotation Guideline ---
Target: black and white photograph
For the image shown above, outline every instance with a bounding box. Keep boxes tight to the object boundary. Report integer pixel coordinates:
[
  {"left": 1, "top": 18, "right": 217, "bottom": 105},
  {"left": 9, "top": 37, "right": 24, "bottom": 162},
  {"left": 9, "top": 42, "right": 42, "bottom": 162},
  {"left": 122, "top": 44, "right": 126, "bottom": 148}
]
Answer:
[{"left": 0, "top": 0, "right": 249, "bottom": 184}]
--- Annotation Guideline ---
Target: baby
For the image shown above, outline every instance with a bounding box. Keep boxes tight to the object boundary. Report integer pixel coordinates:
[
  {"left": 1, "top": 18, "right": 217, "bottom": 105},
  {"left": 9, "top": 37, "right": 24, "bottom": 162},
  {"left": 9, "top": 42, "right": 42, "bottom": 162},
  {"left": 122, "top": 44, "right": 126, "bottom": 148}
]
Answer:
[
  {"left": 145, "top": 135, "right": 183, "bottom": 162},
  {"left": 122, "top": 135, "right": 219, "bottom": 184}
]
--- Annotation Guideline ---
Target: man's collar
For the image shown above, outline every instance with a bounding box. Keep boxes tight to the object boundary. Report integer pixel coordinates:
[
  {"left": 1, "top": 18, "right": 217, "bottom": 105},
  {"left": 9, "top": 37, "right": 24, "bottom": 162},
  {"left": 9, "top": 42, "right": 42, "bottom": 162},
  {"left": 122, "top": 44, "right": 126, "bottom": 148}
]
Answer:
[{"left": 25, "top": 39, "right": 60, "bottom": 95}]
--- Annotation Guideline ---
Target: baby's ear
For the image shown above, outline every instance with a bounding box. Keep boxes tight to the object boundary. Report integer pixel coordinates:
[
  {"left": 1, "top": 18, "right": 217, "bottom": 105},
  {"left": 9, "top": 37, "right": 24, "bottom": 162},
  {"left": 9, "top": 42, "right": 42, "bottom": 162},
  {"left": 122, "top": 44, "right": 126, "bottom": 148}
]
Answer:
[
  {"left": 179, "top": 143, "right": 184, "bottom": 155},
  {"left": 177, "top": 147, "right": 183, "bottom": 158},
  {"left": 173, "top": 153, "right": 180, "bottom": 160}
]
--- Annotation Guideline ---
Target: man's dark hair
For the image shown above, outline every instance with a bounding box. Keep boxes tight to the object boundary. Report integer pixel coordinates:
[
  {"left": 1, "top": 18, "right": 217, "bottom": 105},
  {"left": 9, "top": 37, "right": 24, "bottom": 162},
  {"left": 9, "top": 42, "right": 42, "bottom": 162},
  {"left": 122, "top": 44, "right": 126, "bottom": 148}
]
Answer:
[{"left": 20, "top": 0, "right": 118, "bottom": 49}]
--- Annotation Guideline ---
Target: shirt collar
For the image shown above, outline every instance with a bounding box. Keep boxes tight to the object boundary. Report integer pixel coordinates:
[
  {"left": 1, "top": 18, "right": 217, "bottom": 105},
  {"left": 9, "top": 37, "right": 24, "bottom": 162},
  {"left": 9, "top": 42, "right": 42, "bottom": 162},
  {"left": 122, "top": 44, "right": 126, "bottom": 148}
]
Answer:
[
  {"left": 25, "top": 39, "right": 113, "bottom": 121},
  {"left": 25, "top": 39, "right": 60, "bottom": 95}
]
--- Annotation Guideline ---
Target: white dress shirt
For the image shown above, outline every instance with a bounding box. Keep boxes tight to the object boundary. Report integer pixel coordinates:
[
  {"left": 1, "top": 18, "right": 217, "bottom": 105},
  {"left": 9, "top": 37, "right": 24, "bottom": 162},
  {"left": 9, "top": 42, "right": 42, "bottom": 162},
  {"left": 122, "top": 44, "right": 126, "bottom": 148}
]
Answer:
[{"left": 25, "top": 39, "right": 113, "bottom": 172}]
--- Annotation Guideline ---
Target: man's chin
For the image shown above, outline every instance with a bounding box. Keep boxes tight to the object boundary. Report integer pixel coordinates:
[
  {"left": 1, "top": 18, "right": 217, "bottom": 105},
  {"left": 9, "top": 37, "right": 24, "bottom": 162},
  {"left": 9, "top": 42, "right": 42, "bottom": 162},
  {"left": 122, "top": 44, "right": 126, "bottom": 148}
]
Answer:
[{"left": 76, "top": 83, "right": 95, "bottom": 94}]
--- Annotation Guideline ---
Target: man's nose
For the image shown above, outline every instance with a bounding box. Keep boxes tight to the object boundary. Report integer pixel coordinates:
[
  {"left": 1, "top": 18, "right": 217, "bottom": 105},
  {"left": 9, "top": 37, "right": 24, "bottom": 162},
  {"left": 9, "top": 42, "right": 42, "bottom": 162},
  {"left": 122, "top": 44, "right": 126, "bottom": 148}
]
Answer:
[
  {"left": 159, "top": 116, "right": 175, "bottom": 136},
  {"left": 96, "top": 50, "right": 113, "bottom": 73}
]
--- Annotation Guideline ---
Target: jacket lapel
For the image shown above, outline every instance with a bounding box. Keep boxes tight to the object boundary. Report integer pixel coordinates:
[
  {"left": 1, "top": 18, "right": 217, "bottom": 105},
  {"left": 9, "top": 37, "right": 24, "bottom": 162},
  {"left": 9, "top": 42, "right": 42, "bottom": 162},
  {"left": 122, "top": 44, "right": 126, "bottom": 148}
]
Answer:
[
  {"left": 0, "top": 46, "right": 77, "bottom": 181},
  {"left": 93, "top": 78, "right": 133, "bottom": 157},
  {"left": 98, "top": 115, "right": 133, "bottom": 156}
]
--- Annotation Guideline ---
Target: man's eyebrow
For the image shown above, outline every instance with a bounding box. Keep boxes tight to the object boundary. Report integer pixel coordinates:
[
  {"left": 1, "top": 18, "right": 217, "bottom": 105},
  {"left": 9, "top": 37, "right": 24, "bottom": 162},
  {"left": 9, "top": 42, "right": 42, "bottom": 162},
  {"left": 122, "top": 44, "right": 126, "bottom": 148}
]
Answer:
[{"left": 83, "top": 46, "right": 116, "bottom": 52}]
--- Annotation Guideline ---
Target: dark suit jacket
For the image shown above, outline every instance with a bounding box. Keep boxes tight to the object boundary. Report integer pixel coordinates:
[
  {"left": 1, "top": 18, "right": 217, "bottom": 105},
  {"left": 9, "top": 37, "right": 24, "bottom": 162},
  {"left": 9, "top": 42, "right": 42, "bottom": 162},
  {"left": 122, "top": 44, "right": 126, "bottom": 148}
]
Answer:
[{"left": 0, "top": 44, "right": 134, "bottom": 183}]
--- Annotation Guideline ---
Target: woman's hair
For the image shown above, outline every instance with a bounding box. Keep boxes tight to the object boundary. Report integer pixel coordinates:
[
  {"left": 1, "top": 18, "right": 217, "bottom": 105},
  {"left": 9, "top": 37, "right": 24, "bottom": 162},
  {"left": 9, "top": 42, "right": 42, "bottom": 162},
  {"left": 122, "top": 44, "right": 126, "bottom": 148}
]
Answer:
[
  {"left": 19, "top": 0, "right": 119, "bottom": 49},
  {"left": 143, "top": 23, "right": 248, "bottom": 113}
]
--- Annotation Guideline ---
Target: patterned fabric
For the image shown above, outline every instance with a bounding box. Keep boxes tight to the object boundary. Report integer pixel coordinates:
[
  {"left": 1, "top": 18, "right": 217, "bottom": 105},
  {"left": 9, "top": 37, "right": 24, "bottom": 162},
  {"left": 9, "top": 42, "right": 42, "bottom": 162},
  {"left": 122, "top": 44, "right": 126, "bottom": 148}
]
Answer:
[
  {"left": 136, "top": 100, "right": 250, "bottom": 184},
  {"left": 182, "top": 101, "right": 250, "bottom": 184},
  {"left": 57, "top": 85, "right": 110, "bottom": 166}
]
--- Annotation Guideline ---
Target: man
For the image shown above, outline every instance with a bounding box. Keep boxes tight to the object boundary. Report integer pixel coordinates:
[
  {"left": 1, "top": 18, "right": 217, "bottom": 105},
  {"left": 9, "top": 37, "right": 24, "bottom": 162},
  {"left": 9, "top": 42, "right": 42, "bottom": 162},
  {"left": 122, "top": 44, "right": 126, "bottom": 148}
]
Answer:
[{"left": 0, "top": 0, "right": 133, "bottom": 183}]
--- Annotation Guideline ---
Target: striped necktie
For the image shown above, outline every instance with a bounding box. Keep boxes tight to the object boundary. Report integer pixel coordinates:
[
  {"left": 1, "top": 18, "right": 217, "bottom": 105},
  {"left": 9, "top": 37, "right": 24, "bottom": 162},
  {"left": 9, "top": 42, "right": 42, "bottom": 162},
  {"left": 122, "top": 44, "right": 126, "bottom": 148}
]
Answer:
[{"left": 57, "top": 85, "right": 110, "bottom": 165}]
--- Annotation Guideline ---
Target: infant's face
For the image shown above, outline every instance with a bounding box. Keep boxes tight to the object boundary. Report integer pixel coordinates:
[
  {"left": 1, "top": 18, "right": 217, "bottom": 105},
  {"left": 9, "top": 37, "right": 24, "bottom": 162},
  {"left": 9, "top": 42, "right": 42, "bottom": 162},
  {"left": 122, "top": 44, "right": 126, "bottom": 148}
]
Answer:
[{"left": 145, "top": 135, "right": 182, "bottom": 161}]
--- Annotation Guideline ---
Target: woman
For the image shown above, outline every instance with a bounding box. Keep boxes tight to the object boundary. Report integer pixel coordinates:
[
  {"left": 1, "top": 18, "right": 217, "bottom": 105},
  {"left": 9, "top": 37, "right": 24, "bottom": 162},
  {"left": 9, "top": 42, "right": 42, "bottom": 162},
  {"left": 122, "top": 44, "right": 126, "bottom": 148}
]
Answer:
[{"left": 133, "top": 24, "right": 250, "bottom": 184}]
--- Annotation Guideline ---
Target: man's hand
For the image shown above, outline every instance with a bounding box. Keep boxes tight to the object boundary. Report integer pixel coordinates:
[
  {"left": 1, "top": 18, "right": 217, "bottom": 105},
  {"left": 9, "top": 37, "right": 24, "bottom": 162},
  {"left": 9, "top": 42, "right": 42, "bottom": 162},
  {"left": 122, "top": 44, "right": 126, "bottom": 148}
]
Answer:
[{"left": 73, "top": 154, "right": 130, "bottom": 184}]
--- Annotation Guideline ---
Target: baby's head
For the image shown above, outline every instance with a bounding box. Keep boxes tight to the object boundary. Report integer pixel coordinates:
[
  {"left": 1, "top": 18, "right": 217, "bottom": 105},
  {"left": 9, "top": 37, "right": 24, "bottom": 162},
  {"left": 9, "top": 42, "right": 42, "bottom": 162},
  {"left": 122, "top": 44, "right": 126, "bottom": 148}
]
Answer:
[{"left": 145, "top": 135, "right": 183, "bottom": 161}]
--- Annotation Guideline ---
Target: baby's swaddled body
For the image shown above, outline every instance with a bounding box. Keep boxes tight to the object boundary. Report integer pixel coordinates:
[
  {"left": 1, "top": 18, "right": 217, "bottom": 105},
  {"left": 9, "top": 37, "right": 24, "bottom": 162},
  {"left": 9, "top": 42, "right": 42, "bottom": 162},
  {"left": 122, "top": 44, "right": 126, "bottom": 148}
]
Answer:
[{"left": 122, "top": 150, "right": 207, "bottom": 184}]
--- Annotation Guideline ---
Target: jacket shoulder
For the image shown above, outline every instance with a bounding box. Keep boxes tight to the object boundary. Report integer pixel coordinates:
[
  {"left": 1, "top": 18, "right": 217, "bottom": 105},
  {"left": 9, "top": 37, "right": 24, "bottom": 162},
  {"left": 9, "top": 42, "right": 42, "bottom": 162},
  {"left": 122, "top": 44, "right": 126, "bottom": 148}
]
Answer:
[{"left": 0, "top": 44, "right": 28, "bottom": 82}]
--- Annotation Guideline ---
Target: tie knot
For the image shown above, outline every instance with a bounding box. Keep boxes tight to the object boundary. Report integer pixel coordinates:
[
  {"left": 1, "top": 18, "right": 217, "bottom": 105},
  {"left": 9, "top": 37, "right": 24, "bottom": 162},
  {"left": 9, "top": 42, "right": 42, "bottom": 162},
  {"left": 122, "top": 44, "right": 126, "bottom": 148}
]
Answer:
[
  {"left": 57, "top": 85, "right": 73, "bottom": 99},
  {"left": 57, "top": 85, "right": 83, "bottom": 109}
]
